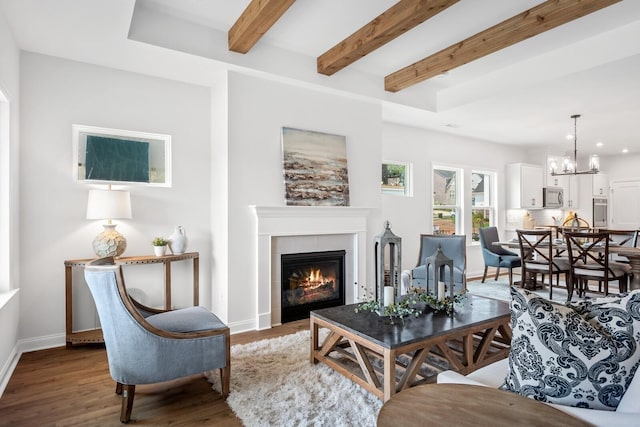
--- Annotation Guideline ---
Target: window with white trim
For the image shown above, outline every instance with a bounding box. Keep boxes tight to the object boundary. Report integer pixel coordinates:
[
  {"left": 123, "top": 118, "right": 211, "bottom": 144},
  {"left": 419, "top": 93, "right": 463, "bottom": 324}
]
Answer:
[
  {"left": 471, "top": 171, "right": 496, "bottom": 242},
  {"left": 432, "top": 167, "right": 461, "bottom": 235}
]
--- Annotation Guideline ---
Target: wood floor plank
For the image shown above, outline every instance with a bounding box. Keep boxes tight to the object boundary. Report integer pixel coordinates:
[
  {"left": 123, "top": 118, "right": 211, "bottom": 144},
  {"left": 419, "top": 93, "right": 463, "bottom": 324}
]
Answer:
[{"left": 0, "top": 319, "right": 308, "bottom": 426}]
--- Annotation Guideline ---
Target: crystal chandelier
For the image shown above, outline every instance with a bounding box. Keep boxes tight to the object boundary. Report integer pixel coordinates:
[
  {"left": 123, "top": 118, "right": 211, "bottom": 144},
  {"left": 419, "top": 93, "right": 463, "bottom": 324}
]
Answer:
[{"left": 550, "top": 114, "right": 599, "bottom": 176}]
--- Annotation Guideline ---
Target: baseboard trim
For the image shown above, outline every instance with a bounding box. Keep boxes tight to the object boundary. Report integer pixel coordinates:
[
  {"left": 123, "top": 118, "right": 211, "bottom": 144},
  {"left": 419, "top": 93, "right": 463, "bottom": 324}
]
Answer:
[
  {"left": 17, "top": 333, "right": 66, "bottom": 354},
  {"left": 228, "top": 318, "right": 257, "bottom": 335},
  {"left": 0, "top": 345, "right": 19, "bottom": 398}
]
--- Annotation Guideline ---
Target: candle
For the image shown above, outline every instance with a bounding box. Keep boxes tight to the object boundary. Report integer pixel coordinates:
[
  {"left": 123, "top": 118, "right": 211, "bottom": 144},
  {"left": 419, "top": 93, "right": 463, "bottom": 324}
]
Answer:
[
  {"left": 438, "top": 282, "right": 445, "bottom": 301},
  {"left": 384, "top": 286, "right": 394, "bottom": 306}
]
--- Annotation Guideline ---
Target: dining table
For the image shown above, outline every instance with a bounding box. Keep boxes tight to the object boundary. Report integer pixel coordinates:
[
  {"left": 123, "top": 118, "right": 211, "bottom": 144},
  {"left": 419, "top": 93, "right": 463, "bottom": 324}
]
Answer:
[{"left": 494, "top": 239, "right": 640, "bottom": 292}]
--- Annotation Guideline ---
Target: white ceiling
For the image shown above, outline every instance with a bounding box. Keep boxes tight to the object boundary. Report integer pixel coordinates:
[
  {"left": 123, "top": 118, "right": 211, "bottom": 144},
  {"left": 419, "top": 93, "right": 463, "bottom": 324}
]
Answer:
[{"left": 2, "top": 0, "right": 640, "bottom": 155}]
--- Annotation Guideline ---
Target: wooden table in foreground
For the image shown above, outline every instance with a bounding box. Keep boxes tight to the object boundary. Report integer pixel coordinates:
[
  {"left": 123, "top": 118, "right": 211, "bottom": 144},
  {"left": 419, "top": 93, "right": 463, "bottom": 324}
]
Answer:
[
  {"left": 310, "top": 295, "right": 511, "bottom": 402},
  {"left": 377, "top": 384, "right": 592, "bottom": 427},
  {"left": 64, "top": 252, "right": 199, "bottom": 347}
]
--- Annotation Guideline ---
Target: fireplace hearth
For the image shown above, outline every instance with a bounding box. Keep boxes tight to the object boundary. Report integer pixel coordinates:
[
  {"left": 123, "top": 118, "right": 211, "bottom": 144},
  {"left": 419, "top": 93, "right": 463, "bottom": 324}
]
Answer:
[{"left": 281, "top": 250, "right": 346, "bottom": 323}]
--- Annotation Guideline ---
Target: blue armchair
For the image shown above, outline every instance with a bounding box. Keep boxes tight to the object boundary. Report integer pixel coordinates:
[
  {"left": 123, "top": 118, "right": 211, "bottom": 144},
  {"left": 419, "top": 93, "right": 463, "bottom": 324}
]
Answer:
[
  {"left": 478, "top": 227, "right": 521, "bottom": 286},
  {"left": 411, "top": 234, "right": 466, "bottom": 293},
  {"left": 84, "top": 257, "right": 230, "bottom": 423}
]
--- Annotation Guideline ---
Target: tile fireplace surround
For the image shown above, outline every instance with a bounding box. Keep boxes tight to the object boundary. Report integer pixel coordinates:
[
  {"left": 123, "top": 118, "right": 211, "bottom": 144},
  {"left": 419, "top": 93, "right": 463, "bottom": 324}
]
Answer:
[{"left": 251, "top": 206, "right": 373, "bottom": 330}]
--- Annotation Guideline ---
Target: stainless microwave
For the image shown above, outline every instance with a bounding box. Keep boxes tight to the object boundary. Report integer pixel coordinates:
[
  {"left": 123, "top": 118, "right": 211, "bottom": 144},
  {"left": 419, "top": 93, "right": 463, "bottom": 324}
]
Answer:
[{"left": 543, "top": 187, "right": 564, "bottom": 208}]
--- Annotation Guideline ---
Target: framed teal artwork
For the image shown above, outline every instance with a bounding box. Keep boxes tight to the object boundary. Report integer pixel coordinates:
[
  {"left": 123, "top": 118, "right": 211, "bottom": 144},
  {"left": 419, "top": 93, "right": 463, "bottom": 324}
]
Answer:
[{"left": 72, "top": 124, "right": 171, "bottom": 187}]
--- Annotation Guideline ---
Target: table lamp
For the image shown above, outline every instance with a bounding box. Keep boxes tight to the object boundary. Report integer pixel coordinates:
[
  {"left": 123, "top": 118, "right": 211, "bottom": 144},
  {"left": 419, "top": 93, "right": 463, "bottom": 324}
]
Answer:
[{"left": 86, "top": 188, "right": 132, "bottom": 257}]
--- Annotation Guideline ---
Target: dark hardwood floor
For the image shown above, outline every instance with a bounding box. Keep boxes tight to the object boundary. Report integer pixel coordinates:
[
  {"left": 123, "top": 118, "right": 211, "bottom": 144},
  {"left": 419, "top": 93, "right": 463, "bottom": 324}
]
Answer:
[{"left": 0, "top": 319, "right": 309, "bottom": 426}]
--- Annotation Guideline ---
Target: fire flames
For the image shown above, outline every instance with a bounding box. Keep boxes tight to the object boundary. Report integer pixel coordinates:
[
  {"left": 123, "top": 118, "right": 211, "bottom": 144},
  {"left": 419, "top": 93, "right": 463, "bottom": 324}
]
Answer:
[{"left": 303, "top": 269, "right": 334, "bottom": 289}]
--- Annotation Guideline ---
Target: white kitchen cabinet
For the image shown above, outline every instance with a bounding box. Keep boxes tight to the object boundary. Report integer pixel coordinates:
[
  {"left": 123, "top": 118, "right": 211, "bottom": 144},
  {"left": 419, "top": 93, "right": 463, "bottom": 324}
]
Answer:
[
  {"left": 545, "top": 156, "right": 579, "bottom": 209},
  {"left": 507, "top": 163, "right": 543, "bottom": 209},
  {"left": 566, "top": 175, "right": 580, "bottom": 209},
  {"left": 545, "top": 155, "right": 569, "bottom": 190},
  {"left": 591, "top": 173, "right": 609, "bottom": 197}
]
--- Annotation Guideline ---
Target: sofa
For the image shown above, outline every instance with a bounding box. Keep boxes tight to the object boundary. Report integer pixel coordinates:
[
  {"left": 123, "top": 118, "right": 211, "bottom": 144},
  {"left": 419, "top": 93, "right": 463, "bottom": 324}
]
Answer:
[
  {"left": 437, "top": 285, "right": 640, "bottom": 427},
  {"left": 437, "top": 359, "right": 640, "bottom": 427}
]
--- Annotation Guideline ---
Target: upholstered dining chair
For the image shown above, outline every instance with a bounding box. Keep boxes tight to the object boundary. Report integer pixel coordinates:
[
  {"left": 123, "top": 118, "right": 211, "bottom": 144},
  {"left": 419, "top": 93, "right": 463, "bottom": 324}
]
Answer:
[
  {"left": 411, "top": 234, "right": 466, "bottom": 294},
  {"left": 517, "top": 229, "right": 570, "bottom": 300},
  {"left": 564, "top": 231, "right": 631, "bottom": 299},
  {"left": 478, "top": 227, "right": 521, "bottom": 286},
  {"left": 84, "top": 257, "right": 230, "bottom": 423}
]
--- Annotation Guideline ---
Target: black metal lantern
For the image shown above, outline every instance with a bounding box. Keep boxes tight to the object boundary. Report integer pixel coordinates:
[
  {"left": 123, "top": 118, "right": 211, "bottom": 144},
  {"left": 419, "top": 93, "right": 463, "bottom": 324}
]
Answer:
[
  {"left": 425, "top": 245, "right": 454, "bottom": 302},
  {"left": 374, "top": 221, "right": 402, "bottom": 313}
]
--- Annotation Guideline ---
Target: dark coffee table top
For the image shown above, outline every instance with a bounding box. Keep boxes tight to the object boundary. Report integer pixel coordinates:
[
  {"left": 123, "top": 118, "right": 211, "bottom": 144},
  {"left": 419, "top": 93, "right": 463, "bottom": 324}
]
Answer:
[{"left": 310, "top": 294, "right": 510, "bottom": 349}]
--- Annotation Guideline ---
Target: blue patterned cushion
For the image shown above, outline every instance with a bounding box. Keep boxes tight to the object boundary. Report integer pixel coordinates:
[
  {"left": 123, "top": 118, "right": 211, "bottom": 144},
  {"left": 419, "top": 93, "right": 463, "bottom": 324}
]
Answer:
[{"left": 502, "top": 287, "right": 640, "bottom": 410}]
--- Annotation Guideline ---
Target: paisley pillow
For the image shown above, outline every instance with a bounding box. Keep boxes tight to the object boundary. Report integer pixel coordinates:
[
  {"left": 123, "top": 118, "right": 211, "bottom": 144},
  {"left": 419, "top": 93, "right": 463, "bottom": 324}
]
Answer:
[{"left": 502, "top": 287, "right": 640, "bottom": 410}]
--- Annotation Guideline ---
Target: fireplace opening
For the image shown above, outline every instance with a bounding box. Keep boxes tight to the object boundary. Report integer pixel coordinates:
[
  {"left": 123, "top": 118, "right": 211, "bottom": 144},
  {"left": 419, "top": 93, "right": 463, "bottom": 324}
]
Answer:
[{"left": 281, "top": 250, "right": 345, "bottom": 323}]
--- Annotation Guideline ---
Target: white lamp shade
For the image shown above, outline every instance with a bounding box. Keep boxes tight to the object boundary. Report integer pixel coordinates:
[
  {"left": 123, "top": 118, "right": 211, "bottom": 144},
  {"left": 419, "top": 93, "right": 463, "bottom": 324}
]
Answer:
[{"left": 86, "top": 189, "right": 132, "bottom": 220}]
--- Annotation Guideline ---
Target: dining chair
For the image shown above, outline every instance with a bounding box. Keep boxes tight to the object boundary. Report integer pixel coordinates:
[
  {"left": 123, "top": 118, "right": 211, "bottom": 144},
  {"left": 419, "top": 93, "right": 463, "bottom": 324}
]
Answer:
[
  {"left": 478, "top": 227, "right": 521, "bottom": 286},
  {"left": 564, "top": 231, "right": 631, "bottom": 299},
  {"left": 411, "top": 234, "right": 466, "bottom": 294},
  {"left": 516, "top": 229, "right": 570, "bottom": 300},
  {"left": 83, "top": 257, "right": 230, "bottom": 423},
  {"left": 600, "top": 229, "right": 639, "bottom": 263}
]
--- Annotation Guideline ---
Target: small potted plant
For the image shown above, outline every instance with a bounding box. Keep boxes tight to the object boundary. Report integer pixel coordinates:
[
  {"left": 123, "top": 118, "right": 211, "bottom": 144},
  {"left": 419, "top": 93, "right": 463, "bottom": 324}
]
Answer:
[{"left": 152, "top": 237, "right": 170, "bottom": 257}]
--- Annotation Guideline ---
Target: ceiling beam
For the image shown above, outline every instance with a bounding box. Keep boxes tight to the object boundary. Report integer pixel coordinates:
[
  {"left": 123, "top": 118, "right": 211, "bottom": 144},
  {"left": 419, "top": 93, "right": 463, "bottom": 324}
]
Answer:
[
  {"left": 385, "top": 0, "right": 623, "bottom": 92},
  {"left": 228, "top": 0, "right": 296, "bottom": 53},
  {"left": 317, "top": 0, "right": 459, "bottom": 76}
]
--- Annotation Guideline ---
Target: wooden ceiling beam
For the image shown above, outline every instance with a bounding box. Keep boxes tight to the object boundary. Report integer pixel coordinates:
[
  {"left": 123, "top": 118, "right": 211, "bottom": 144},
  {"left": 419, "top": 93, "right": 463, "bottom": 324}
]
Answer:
[
  {"left": 385, "top": 0, "right": 623, "bottom": 92},
  {"left": 229, "top": 0, "right": 296, "bottom": 53},
  {"left": 317, "top": 0, "right": 460, "bottom": 76}
]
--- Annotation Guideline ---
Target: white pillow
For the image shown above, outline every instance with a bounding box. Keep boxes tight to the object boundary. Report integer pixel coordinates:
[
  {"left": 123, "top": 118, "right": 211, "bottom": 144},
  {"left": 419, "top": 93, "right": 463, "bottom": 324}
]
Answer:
[{"left": 502, "top": 287, "right": 640, "bottom": 410}]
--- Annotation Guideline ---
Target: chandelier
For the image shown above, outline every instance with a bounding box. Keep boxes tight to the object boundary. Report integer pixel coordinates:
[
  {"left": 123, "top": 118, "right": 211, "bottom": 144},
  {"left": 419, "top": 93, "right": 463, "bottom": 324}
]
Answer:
[{"left": 550, "top": 114, "right": 599, "bottom": 176}]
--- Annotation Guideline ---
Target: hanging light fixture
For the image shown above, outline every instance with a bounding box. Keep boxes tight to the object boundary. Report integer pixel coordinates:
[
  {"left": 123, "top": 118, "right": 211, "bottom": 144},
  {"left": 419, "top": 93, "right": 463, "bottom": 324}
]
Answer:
[{"left": 550, "top": 114, "right": 599, "bottom": 176}]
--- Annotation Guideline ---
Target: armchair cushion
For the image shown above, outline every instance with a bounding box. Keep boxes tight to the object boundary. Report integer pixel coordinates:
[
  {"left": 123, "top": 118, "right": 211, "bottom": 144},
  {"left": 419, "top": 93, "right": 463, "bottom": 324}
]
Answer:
[
  {"left": 502, "top": 287, "right": 640, "bottom": 411},
  {"left": 146, "top": 306, "right": 227, "bottom": 333}
]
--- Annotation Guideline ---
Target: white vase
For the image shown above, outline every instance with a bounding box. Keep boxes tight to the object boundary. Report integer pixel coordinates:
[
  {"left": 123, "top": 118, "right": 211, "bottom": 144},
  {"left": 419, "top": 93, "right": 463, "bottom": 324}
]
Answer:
[
  {"left": 168, "top": 226, "right": 188, "bottom": 255},
  {"left": 153, "top": 245, "right": 167, "bottom": 257}
]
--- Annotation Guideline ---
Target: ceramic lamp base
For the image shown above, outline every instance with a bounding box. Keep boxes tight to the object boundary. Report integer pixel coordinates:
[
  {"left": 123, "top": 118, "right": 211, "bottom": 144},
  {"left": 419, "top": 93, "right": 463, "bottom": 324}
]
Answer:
[{"left": 93, "top": 223, "right": 127, "bottom": 257}]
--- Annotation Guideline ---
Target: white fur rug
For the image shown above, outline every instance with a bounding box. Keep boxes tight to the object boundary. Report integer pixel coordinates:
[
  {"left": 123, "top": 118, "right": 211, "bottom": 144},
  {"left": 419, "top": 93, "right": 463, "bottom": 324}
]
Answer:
[{"left": 206, "top": 330, "right": 382, "bottom": 426}]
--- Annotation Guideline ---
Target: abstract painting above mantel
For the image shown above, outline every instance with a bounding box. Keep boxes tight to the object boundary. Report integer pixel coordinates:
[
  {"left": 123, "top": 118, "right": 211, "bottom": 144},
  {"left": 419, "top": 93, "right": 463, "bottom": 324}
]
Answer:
[{"left": 281, "top": 127, "right": 349, "bottom": 206}]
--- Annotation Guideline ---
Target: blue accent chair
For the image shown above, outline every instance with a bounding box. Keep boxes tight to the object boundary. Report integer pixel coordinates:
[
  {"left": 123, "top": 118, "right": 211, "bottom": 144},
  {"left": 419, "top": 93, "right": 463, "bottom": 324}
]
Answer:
[
  {"left": 84, "top": 257, "right": 230, "bottom": 423},
  {"left": 411, "top": 234, "right": 466, "bottom": 294},
  {"left": 479, "top": 226, "right": 521, "bottom": 286}
]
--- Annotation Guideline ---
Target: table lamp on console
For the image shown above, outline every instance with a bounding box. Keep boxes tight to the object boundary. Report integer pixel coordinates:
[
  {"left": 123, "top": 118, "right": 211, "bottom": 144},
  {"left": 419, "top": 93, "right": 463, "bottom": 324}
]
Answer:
[{"left": 86, "top": 186, "right": 132, "bottom": 257}]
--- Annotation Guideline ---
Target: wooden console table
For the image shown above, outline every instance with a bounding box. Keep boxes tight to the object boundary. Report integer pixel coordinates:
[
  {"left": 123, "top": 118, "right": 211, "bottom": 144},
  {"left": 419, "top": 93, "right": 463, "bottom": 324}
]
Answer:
[{"left": 64, "top": 252, "right": 199, "bottom": 347}]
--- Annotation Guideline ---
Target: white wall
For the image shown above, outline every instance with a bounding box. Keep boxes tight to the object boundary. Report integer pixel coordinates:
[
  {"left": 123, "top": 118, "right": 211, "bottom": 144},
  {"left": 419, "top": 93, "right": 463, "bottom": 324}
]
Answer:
[
  {"left": 603, "top": 153, "right": 640, "bottom": 182},
  {"left": 220, "top": 72, "right": 382, "bottom": 331},
  {"left": 381, "top": 123, "right": 526, "bottom": 278},
  {"left": 0, "top": 6, "right": 21, "bottom": 396},
  {"left": 18, "top": 53, "right": 212, "bottom": 347}
]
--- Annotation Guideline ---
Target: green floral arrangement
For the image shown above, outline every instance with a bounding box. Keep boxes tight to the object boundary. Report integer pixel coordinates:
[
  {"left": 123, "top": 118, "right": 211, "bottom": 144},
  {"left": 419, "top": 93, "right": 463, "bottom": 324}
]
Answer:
[
  {"left": 354, "top": 298, "right": 421, "bottom": 325},
  {"left": 152, "top": 237, "right": 170, "bottom": 246},
  {"left": 406, "top": 286, "right": 468, "bottom": 316},
  {"left": 355, "top": 284, "right": 468, "bottom": 323}
]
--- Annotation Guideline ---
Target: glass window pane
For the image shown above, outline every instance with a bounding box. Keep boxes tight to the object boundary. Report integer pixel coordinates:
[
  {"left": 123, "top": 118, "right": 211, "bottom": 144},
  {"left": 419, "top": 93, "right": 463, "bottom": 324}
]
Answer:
[
  {"left": 433, "top": 208, "right": 456, "bottom": 235},
  {"left": 472, "top": 208, "right": 492, "bottom": 242},
  {"left": 471, "top": 172, "right": 491, "bottom": 207},
  {"left": 433, "top": 169, "right": 457, "bottom": 206}
]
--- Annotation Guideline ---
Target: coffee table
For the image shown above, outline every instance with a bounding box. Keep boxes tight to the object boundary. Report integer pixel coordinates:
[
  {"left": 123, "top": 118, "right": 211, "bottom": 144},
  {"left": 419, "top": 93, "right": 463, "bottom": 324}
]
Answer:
[
  {"left": 377, "top": 384, "right": 592, "bottom": 426},
  {"left": 310, "top": 294, "right": 511, "bottom": 402}
]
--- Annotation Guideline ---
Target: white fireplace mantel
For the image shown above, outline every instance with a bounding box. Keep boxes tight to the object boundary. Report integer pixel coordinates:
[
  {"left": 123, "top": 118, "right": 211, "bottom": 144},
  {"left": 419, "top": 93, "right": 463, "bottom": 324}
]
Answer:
[{"left": 251, "top": 205, "right": 373, "bottom": 330}]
